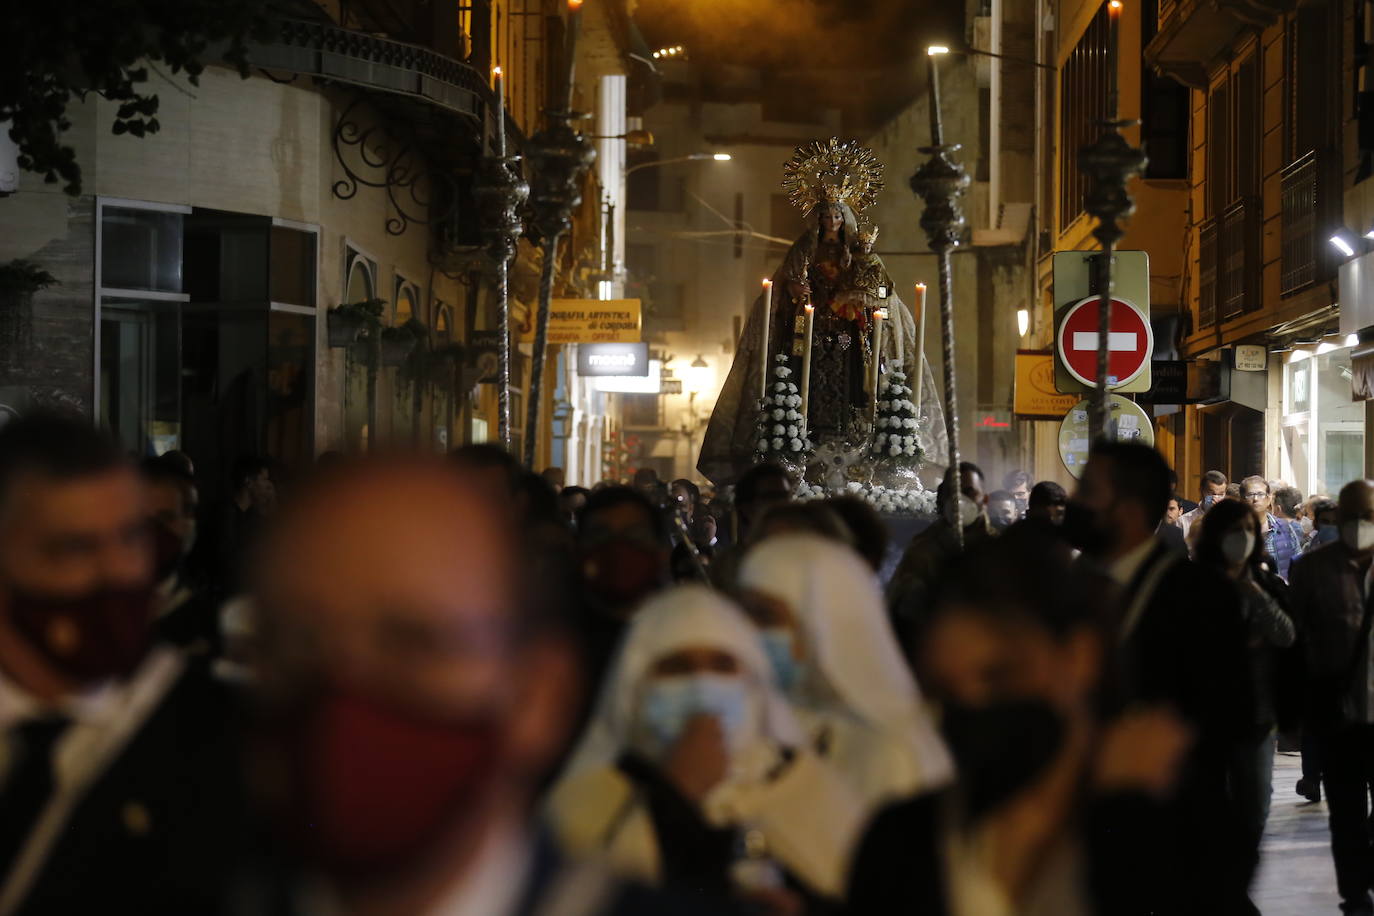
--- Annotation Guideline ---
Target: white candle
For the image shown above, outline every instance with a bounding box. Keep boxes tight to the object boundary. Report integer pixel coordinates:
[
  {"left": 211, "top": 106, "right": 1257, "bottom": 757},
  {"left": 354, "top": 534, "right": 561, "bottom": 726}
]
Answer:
[
  {"left": 493, "top": 66, "right": 505, "bottom": 158},
  {"left": 800, "top": 304, "right": 815, "bottom": 421},
  {"left": 913, "top": 283, "right": 927, "bottom": 413},
  {"left": 873, "top": 308, "right": 887, "bottom": 396},
  {"left": 760, "top": 279, "right": 773, "bottom": 400}
]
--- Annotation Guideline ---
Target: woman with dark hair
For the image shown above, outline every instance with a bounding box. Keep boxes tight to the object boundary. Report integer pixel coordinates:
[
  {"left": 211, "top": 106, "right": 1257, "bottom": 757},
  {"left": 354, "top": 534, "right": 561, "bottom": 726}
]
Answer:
[{"left": 1195, "top": 497, "right": 1296, "bottom": 903}]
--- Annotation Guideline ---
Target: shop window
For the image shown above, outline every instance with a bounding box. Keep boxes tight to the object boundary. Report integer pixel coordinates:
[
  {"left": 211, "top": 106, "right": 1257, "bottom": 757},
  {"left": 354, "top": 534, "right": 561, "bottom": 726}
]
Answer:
[
  {"left": 99, "top": 298, "right": 182, "bottom": 456},
  {"left": 1281, "top": 349, "right": 1365, "bottom": 496}
]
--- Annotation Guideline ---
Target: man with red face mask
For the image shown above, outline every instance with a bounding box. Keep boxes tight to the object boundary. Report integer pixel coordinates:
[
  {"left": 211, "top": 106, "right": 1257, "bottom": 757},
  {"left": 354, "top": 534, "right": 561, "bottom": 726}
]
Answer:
[
  {"left": 244, "top": 459, "right": 705, "bottom": 916},
  {"left": 0, "top": 414, "right": 242, "bottom": 915}
]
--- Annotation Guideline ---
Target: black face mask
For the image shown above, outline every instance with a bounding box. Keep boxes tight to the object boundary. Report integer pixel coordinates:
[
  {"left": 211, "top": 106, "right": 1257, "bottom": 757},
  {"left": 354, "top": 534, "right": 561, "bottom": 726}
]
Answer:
[
  {"left": 1061, "top": 501, "right": 1111, "bottom": 556},
  {"left": 941, "top": 699, "right": 1066, "bottom": 821}
]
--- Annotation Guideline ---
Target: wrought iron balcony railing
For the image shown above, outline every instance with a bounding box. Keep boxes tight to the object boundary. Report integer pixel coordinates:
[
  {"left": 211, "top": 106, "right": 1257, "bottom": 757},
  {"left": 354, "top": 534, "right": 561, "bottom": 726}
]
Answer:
[
  {"left": 1219, "top": 197, "right": 1259, "bottom": 321},
  {"left": 1280, "top": 150, "right": 1319, "bottom": 296},
  {"left": 1198, "top": 217, "right": 1219, "bottom": 329}
]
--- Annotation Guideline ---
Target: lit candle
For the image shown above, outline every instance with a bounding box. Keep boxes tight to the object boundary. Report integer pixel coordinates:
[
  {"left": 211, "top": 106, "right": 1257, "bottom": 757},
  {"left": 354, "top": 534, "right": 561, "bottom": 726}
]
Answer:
[
  {"left": 927, "top": 47, "right": 948, "bottom": 148},
  {"left": 912, "top": 283, "right": 927, "bottom": 413},
  {"left": 800, "top": 304, "right": 815, "bottom": 421},
  {"left": 872, "top": 308, "right": 887, "bottom": 426},
  {"left": 565, "top": 0, "right": 584, "bottom": 109},
  {"left": 492, "top": 66, "right": 505, "bottom": 158},
  {"left": 1107, "top": 0, "right": 1121, "bottom": 120},
  {"left": 760, "top": 279, "right": 773, "bottom": 400}
]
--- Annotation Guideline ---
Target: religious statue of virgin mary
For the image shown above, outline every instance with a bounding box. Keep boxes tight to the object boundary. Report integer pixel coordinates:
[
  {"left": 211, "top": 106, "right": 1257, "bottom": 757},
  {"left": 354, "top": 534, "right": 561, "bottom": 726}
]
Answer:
[{"left": 697, "top": 139, "right": 947, "bottom": 486}]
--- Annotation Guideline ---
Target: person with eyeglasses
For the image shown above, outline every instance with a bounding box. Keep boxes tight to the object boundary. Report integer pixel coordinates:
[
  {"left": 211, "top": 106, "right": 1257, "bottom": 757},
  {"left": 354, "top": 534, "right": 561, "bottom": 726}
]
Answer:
[{"left": 1240, "top": 476, "right": 1305, "bottom": 582}]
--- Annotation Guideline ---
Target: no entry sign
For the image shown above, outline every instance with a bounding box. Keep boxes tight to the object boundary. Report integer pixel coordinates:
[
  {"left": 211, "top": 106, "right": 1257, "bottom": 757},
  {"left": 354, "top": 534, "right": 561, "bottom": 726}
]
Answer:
[{"left": 1055, "top": 296, "right": 1153, "bottom": 389}]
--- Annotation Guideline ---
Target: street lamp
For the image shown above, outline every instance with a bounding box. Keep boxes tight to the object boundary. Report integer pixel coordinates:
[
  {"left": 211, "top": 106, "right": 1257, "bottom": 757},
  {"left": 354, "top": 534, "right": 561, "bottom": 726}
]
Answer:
[
  {"left": 687, "top": 355, "right": 712, "bottom": 395},
  {"left": 626, "top": 153, "right": 731, "bottom": 175}
]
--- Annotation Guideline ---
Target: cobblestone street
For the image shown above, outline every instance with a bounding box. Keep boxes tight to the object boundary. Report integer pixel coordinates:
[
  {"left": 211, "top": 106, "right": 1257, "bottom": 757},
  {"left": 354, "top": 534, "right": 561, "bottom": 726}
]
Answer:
[{"left": 1254, "top": 752, "right": 1340, "bottom": 915}]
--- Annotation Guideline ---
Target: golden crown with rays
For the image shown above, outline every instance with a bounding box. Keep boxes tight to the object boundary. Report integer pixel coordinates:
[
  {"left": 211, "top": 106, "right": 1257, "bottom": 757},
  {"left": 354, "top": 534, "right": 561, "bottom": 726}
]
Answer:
[{"left": 782, "top": 138, "right": 885, "bottom": 216}]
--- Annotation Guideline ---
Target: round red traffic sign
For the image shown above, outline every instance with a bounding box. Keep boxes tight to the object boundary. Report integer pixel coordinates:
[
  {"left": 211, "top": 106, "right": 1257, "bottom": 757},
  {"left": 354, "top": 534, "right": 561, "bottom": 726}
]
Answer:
[{"left": 1056, "top": 296, "right": 1152, "bottom": 388}]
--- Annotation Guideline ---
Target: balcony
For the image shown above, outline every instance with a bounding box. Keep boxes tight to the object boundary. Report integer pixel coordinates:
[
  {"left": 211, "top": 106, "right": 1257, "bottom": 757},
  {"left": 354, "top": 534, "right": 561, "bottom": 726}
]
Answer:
[
  {"left": 1146, "top": 0, "right": 1294, "bottom": 88},
  {"left": 246, "top": 18, "right": 489, "bottom": 124}
]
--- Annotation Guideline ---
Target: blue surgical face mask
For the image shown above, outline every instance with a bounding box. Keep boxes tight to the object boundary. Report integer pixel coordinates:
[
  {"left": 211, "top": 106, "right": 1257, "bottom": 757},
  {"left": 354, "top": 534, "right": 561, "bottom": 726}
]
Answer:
[
  {"left": 1201, "top": 494, "right": 1217, "bottom": 511},
  {"left": 1316, "top": 524, "right": 1339, "bottom": 546},
  {"left": 638, "top": 673, "right": 754, "bottom": 757},
  {"left": 759, "top": 629, "right": 801, "bottom": 693}
]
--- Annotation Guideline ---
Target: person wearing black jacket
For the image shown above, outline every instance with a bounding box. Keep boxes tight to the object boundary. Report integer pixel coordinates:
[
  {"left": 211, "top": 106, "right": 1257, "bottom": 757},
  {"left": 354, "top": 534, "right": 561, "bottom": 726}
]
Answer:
[
  {"left": 1289, "top": 479, "right": 1374, "bottom": 916},
  {"left": 1063, "top": 442, "right": 1256, "bottom": 914},
  {"left": 1194, "top": 498, "right": 1297, "bottom": 910},
  {"left": 846, "top": 528, "right": 1192, "bottom": 915},
  {"left": 0, "top": 415, "right": 244, "bottom": 915}
]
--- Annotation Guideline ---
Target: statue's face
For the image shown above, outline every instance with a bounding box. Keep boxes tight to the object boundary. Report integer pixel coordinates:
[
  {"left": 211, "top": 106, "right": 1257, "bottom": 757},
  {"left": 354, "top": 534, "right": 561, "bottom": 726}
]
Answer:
[{"left": 820, "top": 204, "right": 843, "bottom": 235}]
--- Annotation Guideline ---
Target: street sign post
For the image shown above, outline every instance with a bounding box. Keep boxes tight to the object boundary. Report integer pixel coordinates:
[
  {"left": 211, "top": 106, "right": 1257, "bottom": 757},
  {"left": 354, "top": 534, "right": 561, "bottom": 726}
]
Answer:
[
  {"left": 1057, "top": 394, "right": 1155, "bottom": 478},
  {"left": 1055, "top": 295, "right": 1153, "bottom": 389},
  {"left": 1051, "top": 250, "right": 1152, "bottom": 394}
]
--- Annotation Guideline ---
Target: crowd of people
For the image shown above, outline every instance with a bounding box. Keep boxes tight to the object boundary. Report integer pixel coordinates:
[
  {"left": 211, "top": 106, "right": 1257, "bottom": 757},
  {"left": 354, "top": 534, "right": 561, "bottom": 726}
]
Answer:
[{"left": 0, "top": 411, "right": 1370, "bottom": 914}]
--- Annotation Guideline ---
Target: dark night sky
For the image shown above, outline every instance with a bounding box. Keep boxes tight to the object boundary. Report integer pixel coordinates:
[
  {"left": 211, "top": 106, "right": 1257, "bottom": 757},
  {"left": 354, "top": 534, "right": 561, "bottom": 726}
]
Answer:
[{"left": 632, "top": 0, "right": 966, "bottom": 128}]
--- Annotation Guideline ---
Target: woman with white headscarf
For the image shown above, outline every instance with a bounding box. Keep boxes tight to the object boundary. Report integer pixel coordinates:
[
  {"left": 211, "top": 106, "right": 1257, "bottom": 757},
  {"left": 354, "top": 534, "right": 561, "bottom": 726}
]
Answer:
[
  {"left": 546, "top": 584, "right": 863, "bottom": 906},
  {"left": 737, "top": 534, "right": 954, "bottom": 813}
]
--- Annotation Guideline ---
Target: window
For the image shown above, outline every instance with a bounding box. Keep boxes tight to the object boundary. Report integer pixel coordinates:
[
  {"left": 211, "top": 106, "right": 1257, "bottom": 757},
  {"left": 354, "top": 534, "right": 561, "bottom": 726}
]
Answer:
[
  {"left": 96, "top": 201, "right": 190, "bottom": 454},
  {"left": 1140, "top": 0, "right": 1189, "bottom": 179},
  {"left": 395, "top": 276, "right": 421, "bottom": 326},
  {"left": 1058, "top": 2, "right": 1112, "bottom": 232},
  {"left": 100, "top": 206, "right": 184, "bottom": 293},
  {"left": 1286, "top": 3, "right": 1334, "bottom": 164},
  {"left": 435, "top": 304, "right": 453, "bottom": 342},
  {"left": 1207, "top": 53, "right": 1259, "bottom": 218},
  {"left": 622, "top": 393, "right": 659, "bottom": 427},
  {"left": 627, "top": 153, "right": 661, "bottom": 211},
  {"left": 270, "top": 226, "right": 317, "bottom": 307},
  {"left": 345, "top": 248, "right": 377, "bottom": 304}
]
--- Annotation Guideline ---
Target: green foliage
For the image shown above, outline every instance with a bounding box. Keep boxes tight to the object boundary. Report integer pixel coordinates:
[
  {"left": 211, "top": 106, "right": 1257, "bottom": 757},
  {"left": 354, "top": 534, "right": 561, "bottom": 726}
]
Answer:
[
  {"left": 332, "top": 298, "right": 386, "bottom": 326},
  {"left": 1, "top": 0, "right": 271, "bottom": 195},
  {"left": 0, "top": 260, "right": 58, "bottom": 297}
]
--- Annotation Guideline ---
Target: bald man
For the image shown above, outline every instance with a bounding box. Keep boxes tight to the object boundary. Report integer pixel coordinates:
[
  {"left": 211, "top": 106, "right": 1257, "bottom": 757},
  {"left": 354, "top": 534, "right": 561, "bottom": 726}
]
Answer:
[
  {"left": 243, "top": 458, "right": 706, "bottom": 916},
  {"left": 1290, "top": 479, "right": 1374, "bottom": 915}
]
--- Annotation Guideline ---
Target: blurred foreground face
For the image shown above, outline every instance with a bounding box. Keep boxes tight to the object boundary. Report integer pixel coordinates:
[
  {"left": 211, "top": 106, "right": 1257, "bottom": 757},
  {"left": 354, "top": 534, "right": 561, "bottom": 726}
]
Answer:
[
  {"left": 253, "top": 463, "right": 573, "bottom": 884},
  {"left": 0, "top": 466, "right": 152, "bottom": 599},
  {"left": 0, "top": 465, "right": 156, "bottom": 687},
  {"left": 920, "top": 605, "right": 1100, "bottom": 817}
]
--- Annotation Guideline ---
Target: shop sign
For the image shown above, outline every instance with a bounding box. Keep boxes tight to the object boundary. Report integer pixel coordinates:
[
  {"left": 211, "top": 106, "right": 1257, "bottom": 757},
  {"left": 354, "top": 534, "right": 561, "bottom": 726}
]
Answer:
[
  {"left": 594, "top": 360, "right": 663, "bottom": 393},
  {"left": 974, "top": 407, "right": 1013, "bottom": 432},
  {"left": 1234, "top": 344, "right": 1267, "bottom": 372},
  {"left": 1014, "top": 351, "right": 1079, "bottom": 417},
  {"left": 518, "top": 299, "right": 641, "bottom": 344},
  {"left": 576, "top": 343, "right": 649, "bottom": 377},
  {"left": 1137, "top": 359, "right": 1230, "bottom": 405},
  {"left": 661, "top": 379, "right": 683, "bottom": 395},
  {"left": 1057, "top": 395, "right": 1155, "bottom": 478}
]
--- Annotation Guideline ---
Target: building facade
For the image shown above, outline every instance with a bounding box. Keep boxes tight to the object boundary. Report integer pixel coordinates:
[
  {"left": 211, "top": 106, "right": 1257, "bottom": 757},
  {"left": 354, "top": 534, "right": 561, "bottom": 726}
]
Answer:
[{"left": 0, "top": 0, "right": 647, "bottom": 492}]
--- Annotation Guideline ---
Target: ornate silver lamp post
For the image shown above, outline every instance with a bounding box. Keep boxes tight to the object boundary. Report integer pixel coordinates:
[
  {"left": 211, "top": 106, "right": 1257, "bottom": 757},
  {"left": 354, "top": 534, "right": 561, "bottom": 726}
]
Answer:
[
  {"left": 909, "top": 45, "right": 971, "bottom": 548},
  {"left": 523, "top": 2, "right": 596, "bottom": 468},
  {"left": 1081, "top": 0, "right": 1147, "bottom": 441},
  {"left": 474, "top": 68, "right": 529, "bottom": 450}
]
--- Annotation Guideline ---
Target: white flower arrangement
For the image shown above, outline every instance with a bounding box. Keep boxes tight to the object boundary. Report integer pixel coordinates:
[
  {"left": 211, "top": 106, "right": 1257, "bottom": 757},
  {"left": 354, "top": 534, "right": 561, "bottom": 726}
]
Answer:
[
  {"left": 754, "top": 353, "right": 812, "bottom": 462},
  {"left": 872, "top": 363, "right": 924, "bottom": 466},
  {"left": 794, "top": 478, "right": 936, "bottom": 518}
]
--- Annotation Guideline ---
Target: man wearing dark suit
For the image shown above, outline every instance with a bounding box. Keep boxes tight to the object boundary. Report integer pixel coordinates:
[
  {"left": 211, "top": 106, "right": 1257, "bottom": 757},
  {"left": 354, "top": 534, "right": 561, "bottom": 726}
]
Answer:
[
  {"left": 1066, "top": 442, "right": 1255, "bottom": 915},
  {"left": 0, "top": 415, "right": 241, "bottom": 915},
  {"left": 242, "top": 458, "right": 713, "bottom": 916},
  {"left": 1289, "top": 479, "right": 1374, "bottom": 916}
]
